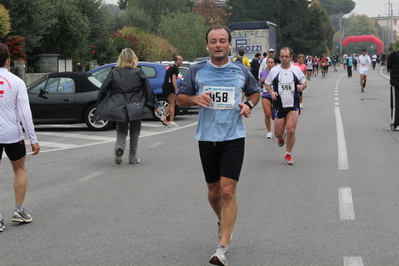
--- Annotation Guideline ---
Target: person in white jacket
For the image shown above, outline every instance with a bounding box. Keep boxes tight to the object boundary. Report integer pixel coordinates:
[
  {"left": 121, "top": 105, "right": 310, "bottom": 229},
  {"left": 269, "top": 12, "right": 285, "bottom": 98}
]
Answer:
[{"left": 0, "top": 43, "right": 40, "bottom": 232}]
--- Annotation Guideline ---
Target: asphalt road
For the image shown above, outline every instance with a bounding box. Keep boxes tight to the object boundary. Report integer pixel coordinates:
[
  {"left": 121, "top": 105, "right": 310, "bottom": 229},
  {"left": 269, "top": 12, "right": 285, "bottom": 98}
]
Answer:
[{"left": 1, "top": 64, "right": 398, "bottom": 266}]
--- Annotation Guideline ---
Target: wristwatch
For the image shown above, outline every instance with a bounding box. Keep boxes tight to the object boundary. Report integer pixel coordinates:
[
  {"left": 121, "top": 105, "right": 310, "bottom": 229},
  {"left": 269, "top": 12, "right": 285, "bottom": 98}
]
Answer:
[{"left": 244, "top": 100, "right": 254, "bottom": 110}]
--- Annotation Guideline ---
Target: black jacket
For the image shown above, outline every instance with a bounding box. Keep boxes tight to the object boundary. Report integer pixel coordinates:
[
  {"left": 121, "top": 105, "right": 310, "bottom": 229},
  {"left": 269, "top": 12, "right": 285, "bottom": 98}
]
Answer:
[
  {"left": 95, "top": 67, "right": 158, "bottom": 122},
  {"left": 387, "top": 50, "right": 399, "bottom": 87}
]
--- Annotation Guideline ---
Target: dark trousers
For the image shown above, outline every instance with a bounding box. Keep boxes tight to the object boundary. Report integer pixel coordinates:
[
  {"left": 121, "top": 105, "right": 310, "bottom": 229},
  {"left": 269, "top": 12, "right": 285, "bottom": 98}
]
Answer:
[
  {"left": 347, "top": 66, "right": 352, "bottom": 77},
  {"left": 372, "top": 61, "right": 376, "bottom": 69},
  {"left": 391, "top": 86, "right": 399, "bottom": 129}
]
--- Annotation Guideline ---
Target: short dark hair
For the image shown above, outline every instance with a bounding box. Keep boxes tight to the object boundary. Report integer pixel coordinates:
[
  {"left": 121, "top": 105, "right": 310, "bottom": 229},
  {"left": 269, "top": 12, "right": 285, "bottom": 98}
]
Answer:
[
  {"left": 205, "top": 25, "right": 231, "bottom": 44},
  {"left": 263, "top": 52, "right": 267, "bottom": 57},
  {"left": 0, "top": 43, "right": 10, "bottom": 67},
  {"left": 255, "top": 52, "right": 261, "bottom": 57},
  {"left": 238, "top": 49, "right": 245, "bottom": 56}
]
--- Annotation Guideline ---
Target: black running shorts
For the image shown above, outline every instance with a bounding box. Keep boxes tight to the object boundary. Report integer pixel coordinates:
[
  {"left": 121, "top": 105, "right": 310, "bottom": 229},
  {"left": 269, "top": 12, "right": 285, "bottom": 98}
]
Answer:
[
  {"left": 0, "top": 140, "right": 26, "bottom": 161},
  {"left": 198, "top": 138, "right": 245, "bottom": 184},
  {"left": 162, "top": 83, "right": 175, "bottom": 97},
  {"left": 273, "top": 107, "right": 300, "bottom": 119}
]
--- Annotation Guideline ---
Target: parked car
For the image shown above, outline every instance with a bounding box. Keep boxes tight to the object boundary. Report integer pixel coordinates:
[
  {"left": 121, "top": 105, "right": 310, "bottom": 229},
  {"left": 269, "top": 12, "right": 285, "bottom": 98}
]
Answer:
[
  {"left": 88, "top": 62, "right": 188, "bottom": 118},
  {"left": 27, "top": 72, "right": 114, "bottom": 131}
]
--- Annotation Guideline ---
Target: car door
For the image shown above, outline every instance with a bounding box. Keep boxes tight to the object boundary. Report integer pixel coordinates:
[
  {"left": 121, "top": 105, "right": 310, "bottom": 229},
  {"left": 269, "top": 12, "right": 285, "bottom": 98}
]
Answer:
[{"left": 28, "top": 77, "right": 77, "bottom": 122}]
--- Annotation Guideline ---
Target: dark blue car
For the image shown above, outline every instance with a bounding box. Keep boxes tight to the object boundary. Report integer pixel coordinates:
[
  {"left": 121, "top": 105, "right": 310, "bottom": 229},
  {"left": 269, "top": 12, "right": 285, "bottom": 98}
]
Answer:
[{"left": 88, "top": 62, "right": 187, "bottom": 119}]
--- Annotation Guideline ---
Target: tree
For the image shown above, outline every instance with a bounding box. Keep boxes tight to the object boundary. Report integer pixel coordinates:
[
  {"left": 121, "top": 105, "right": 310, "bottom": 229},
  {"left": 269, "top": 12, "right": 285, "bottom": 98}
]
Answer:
[
  {"left": 226, "top": 0, "right": 334, "bottom": 56},
  {"left": 344, "top": 14, "right": 378, "bottom": 53},
  {"left": 0, "top": 0, "right": 55, "bottom": 53},
  {"left": 114, "top": 8, "right": 154, "bottom": 32},
  {"left": 128, "top": 0, "right": 192, "bottom": 29},
  {"left": 118, "top": 0, "right": 128, "bottom": 10},
  {"left": 158, "top": 11, "right": 208, "bottom": 60},
  {"left": 0, "top": 4, "right": 10, "bottom": 39},
  {"left": 317, "top": 0, "right": 355, "bottom": 16},
  {"left": 192, "top": 0, "right": 228, "bottom": 26}
]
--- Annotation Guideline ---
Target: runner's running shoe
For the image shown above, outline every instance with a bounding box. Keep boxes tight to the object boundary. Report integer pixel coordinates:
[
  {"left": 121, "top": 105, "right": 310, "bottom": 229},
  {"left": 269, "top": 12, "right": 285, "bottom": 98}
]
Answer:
[
  {"left": 0, "top": 218, "right": 4, "bottom": 232},
  {"left": 115, "top": 148, "right": 123, "bottom": 165},
  {"left": 266, "top": 132, "right": 273, "bottom": 139},
  {"left": 277, "top": 132, "right": 286, "bottom": 147},
  {"left": 361, "top": 88, "right": 364, "bottom": 92},
  {"left": 167, "top": 122, "right": 179, "bottom": 128},
  {"left": 160, "top": 116, "right": 168, "bottom": 125},
  {"left": 209, "top": 245, "right": 228, "bottom": 266},
  {"left": 12, "top": 209, "right": 32, "bottom": 223},
  {"left": 285, "top": 153, "right": 294, "bottom": 165}
]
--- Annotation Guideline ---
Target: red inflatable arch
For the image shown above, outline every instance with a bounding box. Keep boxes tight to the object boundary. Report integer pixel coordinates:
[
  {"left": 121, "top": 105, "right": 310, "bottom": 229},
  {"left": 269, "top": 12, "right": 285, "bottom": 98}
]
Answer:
[{"left": 342, "top": 35, "right": 383, "bottom": 54}]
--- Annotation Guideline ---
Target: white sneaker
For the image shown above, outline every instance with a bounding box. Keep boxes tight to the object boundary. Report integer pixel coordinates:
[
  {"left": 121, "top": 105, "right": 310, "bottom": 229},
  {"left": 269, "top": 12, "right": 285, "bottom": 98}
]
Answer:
[
  {"left": 209, "top": 245, "right": 228, "bottom": 266},
  {"left": 167, "top": 122, "right": 179, "bottom": 128},
  {"left": 300, "top": 103, "right": 303, "bottom": 109},
  {"left": 266, "top": 132, "right": 273, "bottom": 139}
]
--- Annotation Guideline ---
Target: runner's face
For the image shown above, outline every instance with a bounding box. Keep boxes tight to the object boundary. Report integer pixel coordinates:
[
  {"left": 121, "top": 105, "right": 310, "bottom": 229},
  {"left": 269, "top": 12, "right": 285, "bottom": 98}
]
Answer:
[
  {"left": 206, "top": 29, "right": 231, "bottom": 63},
  {"left": 297, "top": 57, "right": 304, "bottom": 64},
  {"left": 266, "top": 58, "right": 275, "bottom": 70},
  {"left": 175, "top": 56, "right": 183, "bottom": 66},
  {"left": 279, "top": 49, "right": 292, "bottom": 67}
]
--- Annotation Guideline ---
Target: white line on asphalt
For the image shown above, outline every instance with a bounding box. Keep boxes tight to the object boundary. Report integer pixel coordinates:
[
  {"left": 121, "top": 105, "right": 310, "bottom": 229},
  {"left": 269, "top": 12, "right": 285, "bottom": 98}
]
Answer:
[
  {"left": 343, "top": 256, "right": 363, "bottom": 266},
  {"left": 38, "top": 141, "right": 80, "bottom": 149},
  {"left": 380, "top": 66, "right": 389, "bottom": 79},
  {"left": 339, "top": 187, "right": 355, "bottom": 220},
  {"left": 30, "top": 122, "right": 198, "bottom": 154},
  {"left": 335, "top": 74, "right": 349, "bottom": 170},
  {"left": 335, "top": 106, "right": 349, "bottom": 169},
  {"left": 79, "top": 171, "right": 104, "bottom": 182},
  {"left": 36, "top": 132, "right": 115, "bottom": 142},
  {"left": 148, "top": 142, "right": 163, "bottom": 148}
]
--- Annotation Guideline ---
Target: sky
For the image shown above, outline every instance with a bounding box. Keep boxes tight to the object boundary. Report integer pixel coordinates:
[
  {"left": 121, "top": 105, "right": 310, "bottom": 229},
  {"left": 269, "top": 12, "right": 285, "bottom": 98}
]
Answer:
[{"left": 103, "top": 0, "right": 398, "bottom": 18}]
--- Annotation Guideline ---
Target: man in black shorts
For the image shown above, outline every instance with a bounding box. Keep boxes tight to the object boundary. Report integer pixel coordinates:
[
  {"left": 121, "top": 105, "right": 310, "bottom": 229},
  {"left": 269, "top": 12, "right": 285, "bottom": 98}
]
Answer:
[
  {"left": 161, "top": 55, "right": 183, "bottom": 127},
  {"left": 265, "top": 47, "right": 307, "bottom": 165},
  {"left": 177, "top": 25, "right": 260, "bottom": 266},
  {"left": 0, "top": 43, "right": 40, "bottom": 232}
]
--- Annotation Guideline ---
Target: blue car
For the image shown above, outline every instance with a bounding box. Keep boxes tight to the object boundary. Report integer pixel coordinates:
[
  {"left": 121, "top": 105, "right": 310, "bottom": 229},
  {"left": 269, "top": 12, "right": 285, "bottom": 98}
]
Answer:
[{"left": 88, "top": 62, "right": 187, "bottom": 118}]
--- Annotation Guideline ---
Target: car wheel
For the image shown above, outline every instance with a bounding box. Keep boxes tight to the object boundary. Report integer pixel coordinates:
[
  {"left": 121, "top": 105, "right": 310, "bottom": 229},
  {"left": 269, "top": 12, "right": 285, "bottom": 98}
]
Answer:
[
  {"left": 154, "top": 96, "right": 169, "bottom": 119},
  {"left": 84, "top": 104, "right": 114, "bottom": 131}
]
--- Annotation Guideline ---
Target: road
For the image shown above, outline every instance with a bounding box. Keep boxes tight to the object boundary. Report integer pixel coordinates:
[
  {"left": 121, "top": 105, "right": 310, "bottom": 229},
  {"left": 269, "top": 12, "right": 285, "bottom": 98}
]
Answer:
[{"left": 1, "top": 64, "right": 398, "bottom": 265}]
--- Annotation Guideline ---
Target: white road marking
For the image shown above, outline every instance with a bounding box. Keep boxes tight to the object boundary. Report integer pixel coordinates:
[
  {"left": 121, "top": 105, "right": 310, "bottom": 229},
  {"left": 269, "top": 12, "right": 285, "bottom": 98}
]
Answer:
[
  {"left": 148, "top": 142, "right": 163, "bottom": 148},
  {"left": 30, "top": 122, "right": 198, "bottom": 154},
  {"left": 36, "top": 132, "right": 115, "bottom": 142},
  {"left": 335, "top": 74, "right": 349, "bottom": 170},
  {"left": 79, "top": 171, "right": 104, "bottom": 182},
  {"left": 339, "top": 187, "right": 355, "bottom": 220},
  {"left": 344, "top": 256, "right": 363, "bottom": 266},
  {"left": 38, "top": 141, "right": 80, "bottom": 149},
  {"left": 335, "top": 107, "right": 349, "bottom": 169}
]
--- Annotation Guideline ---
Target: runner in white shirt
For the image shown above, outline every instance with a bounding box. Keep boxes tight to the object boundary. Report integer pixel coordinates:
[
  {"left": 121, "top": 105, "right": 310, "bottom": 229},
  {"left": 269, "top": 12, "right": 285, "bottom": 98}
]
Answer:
[
  {"left": 0, "top": 43, "right": 40, "bottom": 231},
  {"left": 357, "top": 49, "right": 372, "bottom": 92},
  {"left": 265, "top": 47, "right": 307, "bottom": 165}
]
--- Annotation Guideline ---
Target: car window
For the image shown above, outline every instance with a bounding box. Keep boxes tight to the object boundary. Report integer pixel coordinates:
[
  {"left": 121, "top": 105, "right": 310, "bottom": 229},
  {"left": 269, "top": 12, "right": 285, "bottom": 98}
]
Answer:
[
  {"left": 46, "top": 78, "right": 75, "bottom": 93},
  {"left": 28, "top": 79, "right": 47, "bottom": 94},
  {"left": 88, "top": 76, "right": 101, "bottom": 88},
  {"left": 140, "top": 66, "right": 156, "bottom": 78},
  {"left": 91, "top": 67, "right": 112, "bottom": 83}
]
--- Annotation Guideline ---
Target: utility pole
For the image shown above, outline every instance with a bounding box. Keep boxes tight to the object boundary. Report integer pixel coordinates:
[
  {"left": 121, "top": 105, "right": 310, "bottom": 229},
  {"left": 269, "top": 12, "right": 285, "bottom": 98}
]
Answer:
[{"left": 389, "top": 0, "right": 394, "bottom": 45}]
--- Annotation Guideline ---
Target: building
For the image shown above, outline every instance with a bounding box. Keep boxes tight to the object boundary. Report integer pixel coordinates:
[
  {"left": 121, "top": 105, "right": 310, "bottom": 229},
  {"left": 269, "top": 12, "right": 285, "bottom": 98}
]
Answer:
[
  {"left": 192, "top": 0, "right": 227, "bottom": 7},
  {"left": 370, "top": 15, "right": 399, "bottom": 48}
]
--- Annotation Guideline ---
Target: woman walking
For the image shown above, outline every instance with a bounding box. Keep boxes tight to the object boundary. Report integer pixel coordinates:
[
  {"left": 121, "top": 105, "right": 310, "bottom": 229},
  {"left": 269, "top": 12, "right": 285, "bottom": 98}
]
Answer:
[{"left": 95, "top": 48, "right": 158, "bottom": 164}]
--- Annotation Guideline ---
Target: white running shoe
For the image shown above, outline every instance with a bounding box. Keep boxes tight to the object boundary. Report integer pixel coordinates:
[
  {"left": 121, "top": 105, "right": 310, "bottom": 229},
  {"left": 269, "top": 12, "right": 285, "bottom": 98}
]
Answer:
[
  {"left": 12, "top": 209, "right": 33, "bottom": 223},
  {"left": 266, "top": 132, "right": 273, "bottom": 139},
  {"left": 300, "top": 103, "right": 303, "bottom": 109},
  {"left": 167, "top": 122, "right": 179, "bottom": 128},
  {"left": 209, "top": 245, "right": 228, "bottom": 266}
]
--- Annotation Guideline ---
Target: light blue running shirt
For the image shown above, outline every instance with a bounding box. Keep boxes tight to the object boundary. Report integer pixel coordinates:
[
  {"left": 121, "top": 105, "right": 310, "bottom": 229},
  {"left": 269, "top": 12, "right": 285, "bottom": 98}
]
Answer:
[{"left": 178, "top": 59, "right": 260, "bottom": 142}]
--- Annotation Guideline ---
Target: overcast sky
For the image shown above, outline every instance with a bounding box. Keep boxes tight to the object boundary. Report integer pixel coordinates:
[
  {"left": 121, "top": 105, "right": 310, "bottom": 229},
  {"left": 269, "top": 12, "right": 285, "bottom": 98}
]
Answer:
[{"left": 103, "top": 0, "right": 398, "bottom": 18}]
